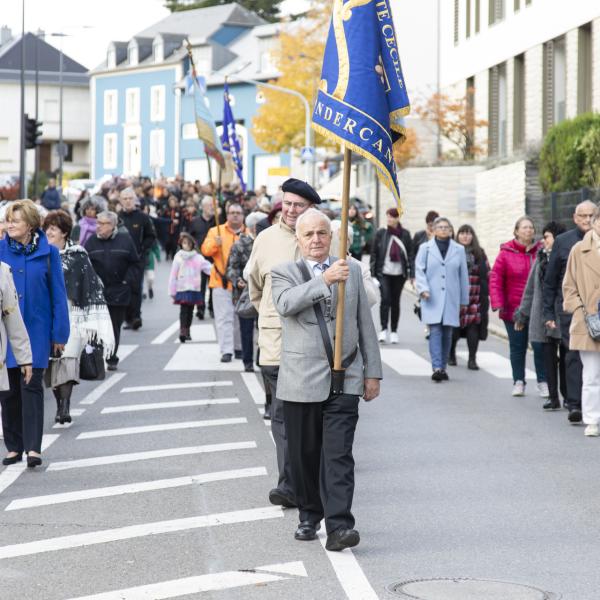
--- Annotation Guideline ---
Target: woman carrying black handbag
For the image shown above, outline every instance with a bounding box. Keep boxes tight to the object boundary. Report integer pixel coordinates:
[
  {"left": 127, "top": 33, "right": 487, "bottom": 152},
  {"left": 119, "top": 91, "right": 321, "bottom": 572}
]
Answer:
[{"left": 43, "top": 210, "right": 115, "bottom": 424}]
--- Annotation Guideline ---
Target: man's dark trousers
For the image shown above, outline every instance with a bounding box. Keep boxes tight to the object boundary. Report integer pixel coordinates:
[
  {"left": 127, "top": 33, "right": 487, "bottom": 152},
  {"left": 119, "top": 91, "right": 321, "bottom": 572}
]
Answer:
[
  {"left": 261, "top": 365, "right": 294, "bottom": 499},
  {"left": 560, "top": 312, "right": 582, "bottom": 410},
  {"left": 283, "top": 393, "right": 359, "bottom": 534}
]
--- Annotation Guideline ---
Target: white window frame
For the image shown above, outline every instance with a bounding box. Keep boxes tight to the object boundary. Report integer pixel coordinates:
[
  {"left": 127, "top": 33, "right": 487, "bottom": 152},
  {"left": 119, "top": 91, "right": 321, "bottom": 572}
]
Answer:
[
  {"left": 182, "top": 122, "right": 197, "bottom": 139},
  {"left": 149, "top": 129, "right": 165, "bottom": 168},
  {"left": 103, "top": 133, "right": 118, "bottom": 169},
  {"left": 103, "top": 89, "right": 118, "bottom": 125},
  {"left": 125, "top": 88, "right": 140, "bottom": 124},
  {"left": 153, "top": 38, "right": 164, "bottom": 63},
  {"left": 150, "top": 85, "right": 166, "bottom": 122}
]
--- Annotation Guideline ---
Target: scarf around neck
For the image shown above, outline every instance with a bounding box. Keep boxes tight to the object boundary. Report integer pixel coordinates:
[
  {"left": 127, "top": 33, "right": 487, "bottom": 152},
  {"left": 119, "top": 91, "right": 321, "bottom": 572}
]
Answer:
[
  {"left": 7, "top": 231, "right": 40, "bottom": 255},
  {"left": 387, "top": 225, "right": 403, "bottom": 262}
]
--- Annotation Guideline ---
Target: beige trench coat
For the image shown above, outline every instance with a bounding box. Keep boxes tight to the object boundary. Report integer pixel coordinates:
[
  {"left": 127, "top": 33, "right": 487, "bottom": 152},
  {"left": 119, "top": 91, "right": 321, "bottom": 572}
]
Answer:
[
  {"left": 247, "top": 221, "right": 301, "bottom": 365},
  {"left": 0, "top": 262, "right": 32, "bottom": 389},
  {"left": 562, "top": 230, "right": 600, "bottom": 352}
]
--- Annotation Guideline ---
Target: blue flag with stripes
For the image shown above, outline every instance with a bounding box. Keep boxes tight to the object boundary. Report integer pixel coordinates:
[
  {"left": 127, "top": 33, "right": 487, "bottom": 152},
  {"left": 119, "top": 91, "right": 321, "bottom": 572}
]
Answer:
[
  {"left": 312, "top": 0, "right": 410, "bottom": 209},
  {"left": 221, "top": 84, "right": 246, "bottom": 192}
]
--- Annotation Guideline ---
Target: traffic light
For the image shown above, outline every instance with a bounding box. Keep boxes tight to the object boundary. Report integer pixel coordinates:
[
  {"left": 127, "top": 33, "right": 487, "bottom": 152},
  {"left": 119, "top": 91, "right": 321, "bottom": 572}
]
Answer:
[{"left": 24, "top": 114, "right": 43, "bottom": 149}]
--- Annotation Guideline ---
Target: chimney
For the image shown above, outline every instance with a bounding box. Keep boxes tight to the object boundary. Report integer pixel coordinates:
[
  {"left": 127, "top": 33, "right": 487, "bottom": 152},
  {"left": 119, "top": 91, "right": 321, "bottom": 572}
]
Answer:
[
  {"left": 0, "top": 26, "right": 13, "bottom": 47},
  {"left": 36, "top": 28, "right": 45, "bottom": 40}
]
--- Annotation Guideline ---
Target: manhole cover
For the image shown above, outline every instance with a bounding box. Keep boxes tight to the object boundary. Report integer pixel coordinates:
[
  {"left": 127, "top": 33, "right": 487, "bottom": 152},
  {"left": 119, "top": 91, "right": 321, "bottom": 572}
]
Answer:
[{"left": 388, "top": 578, "right": 559, "bottom": 600}]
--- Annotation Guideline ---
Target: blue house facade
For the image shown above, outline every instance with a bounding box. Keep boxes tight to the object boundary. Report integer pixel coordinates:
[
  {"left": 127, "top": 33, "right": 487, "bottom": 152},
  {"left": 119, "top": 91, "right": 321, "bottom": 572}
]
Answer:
[{"left": 90, "top": 3, "right": 289, "bottom": 190}]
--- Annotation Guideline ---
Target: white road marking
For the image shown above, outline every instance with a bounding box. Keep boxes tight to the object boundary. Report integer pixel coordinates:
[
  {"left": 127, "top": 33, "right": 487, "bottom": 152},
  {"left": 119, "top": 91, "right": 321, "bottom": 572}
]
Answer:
[
  {"left": 317, "top": 531, "right": 379, "bottom": 600},
  {"left": 241, "top": 372, "right": 265, "bottom": 405},
  {"left": 52, "top": 422, "right": 73, "bottom": 429},
  {"left": 165, "top": 344, "right": 243, "bottom": 371},
  {"left": 380, "top": 348, "right": 433, "bottom": 376},
  {"left": 457, "top": 351, "right": 536, "bottom": 380},
  {"left": 0, "top": 434, "right": 59, "bottom": 496},
  {"left": 80, "top": 373, "right": 127, "bottom": 405},
  {"left": 0, "top": 506, "right": 283, "bottom": 559},
  {"left": 172, "top": 324, "right": 217, "bottom": 343},
  {"left": 120, "top": 381, "right": 233, "bottom": 394},
  {"left": 71, "top": 409, "right": 85, "bottom": 416},
  {"left": 77, "top": 417, "right": 247, "bottom": 440},
  {"left": 65, "top": 561, "right": 307, "bottom": 600},
  {"left": 151, "top": 320, "right": 180, "bottom": 344},
  {"left": 6, "top": 467, "right": 267, "bottom": 511},
  {"left": 101, "top": 398, "right": 239, "bottom": 414},
  {"left": 47, "top": 441, "right": 257, "bottom": 471}
]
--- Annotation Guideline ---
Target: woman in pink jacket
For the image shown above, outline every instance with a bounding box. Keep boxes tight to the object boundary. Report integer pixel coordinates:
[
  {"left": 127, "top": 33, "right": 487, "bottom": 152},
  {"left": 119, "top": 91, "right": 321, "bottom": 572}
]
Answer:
[{"left": 490, "top": 216, "right": 547, "bottom": 397}]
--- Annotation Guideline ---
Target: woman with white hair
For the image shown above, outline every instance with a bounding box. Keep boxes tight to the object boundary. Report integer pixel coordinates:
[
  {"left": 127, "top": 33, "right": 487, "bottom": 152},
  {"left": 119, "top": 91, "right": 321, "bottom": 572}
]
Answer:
[{"left": 227, "top": 211, "right": 264, "bottom": 373}]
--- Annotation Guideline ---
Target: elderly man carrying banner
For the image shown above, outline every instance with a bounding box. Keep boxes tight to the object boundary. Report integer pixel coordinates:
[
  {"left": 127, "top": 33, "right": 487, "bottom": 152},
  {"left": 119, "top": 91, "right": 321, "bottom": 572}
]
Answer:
[{"left": 271, "top": 209, "right": 382, "bottom": 551}]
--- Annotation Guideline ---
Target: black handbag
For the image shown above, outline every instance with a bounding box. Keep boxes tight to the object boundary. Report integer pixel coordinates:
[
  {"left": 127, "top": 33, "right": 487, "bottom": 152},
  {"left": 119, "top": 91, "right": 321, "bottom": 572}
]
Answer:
[
  {"left": 79, "top": 344, "right": 106, "bottom": 381},
  {"left": 234, "top": 286, "right": 258, "bottom": 319}
]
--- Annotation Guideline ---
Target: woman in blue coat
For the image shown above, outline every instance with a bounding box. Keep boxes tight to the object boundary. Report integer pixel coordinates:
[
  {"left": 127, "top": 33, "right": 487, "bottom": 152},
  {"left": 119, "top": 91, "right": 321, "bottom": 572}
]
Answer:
[
  {"left": 415, "top": 217, "right": 470, "bottom": 382},
  {"left": 0, "top": 200, "right": 69, "bottom": 468}
]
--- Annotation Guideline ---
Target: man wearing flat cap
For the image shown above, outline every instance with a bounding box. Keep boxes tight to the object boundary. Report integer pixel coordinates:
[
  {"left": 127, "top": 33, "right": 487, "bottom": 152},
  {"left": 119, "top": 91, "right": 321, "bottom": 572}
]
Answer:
[{"left": 248, "top": 178, "right": 322, "bottom": 509}]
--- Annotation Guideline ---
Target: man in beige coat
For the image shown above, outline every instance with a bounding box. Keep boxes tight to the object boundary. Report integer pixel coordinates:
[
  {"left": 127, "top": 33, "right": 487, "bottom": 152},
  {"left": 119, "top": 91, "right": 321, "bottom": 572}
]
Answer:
[
  {"left": 563, "top": 208, "right": 600, "bottom": 438},
  {"left": 247, "top": 178, "right": 322, "bottom": 508}
]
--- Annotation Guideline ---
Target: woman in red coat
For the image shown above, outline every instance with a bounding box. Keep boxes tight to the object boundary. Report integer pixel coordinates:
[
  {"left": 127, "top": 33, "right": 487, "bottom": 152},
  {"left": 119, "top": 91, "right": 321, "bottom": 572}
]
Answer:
[{"left": 490, "top": 216, "right": 547, "bottom": 397}]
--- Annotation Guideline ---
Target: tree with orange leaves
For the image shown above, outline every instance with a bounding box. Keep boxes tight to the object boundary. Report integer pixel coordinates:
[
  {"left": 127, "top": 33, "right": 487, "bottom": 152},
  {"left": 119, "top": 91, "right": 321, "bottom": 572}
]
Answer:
[
  {"left": 393, "top": 127, "right": 419, "bottom": 168},
  {"left": 251, "top": 3, "right": 330, "bottom": 153},
  {"left": 415, "top": 88, "right": 487, "bottom": 160}
]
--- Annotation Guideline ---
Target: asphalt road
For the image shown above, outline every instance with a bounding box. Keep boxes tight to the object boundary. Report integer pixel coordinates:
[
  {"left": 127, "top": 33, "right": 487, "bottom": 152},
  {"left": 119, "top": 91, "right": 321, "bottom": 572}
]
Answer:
[{"left": 0, "top": 259, "right": 598, "bottom": 600}]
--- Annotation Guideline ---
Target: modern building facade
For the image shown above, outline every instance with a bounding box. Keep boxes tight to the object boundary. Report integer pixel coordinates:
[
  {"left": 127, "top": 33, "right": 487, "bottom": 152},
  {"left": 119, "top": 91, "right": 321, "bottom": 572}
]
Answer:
[
  {"left": 90, "top": 3, "right": 289, "bottom": 189},
  {"left": 0, "top": 28, "right": 90, "bottom": 177},
  {"left": 441, "top": 0, "right": 600, "bottom": 159}
]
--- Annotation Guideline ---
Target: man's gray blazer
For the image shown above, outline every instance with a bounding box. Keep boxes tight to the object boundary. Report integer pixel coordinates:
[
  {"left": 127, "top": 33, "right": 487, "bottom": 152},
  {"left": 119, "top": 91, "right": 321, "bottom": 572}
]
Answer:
[{"left": 271, "top": 257, "right": 382, "bottom": 403}]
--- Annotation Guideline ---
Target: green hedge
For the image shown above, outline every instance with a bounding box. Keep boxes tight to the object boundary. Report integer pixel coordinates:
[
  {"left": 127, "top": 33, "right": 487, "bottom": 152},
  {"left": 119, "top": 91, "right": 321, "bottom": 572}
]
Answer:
[{"left": 539, "top": 112, "right": 600, "bottom": 193}]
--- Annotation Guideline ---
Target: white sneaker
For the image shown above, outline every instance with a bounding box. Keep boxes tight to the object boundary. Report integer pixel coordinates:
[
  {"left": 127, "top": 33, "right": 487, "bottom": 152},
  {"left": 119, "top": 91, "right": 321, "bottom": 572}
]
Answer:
[
  {"left": 390, "top": 332, "right": 399, "bottom": 344},
  {"left": 585, "top": 424, "right": 599, "bottom": 437},
  {"left": 512, "top": 381, "right": 525, "bottom": 397},
  {"left": 536, "top": 382, "right": 550, "bottom": 398},
  {"left": 378, "top": 330, "right": 387, "bottom": 343}
]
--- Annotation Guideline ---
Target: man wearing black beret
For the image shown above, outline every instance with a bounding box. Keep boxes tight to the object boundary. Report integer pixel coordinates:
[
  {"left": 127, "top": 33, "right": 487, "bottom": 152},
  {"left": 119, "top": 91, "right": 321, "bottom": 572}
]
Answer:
[{"left": 247, "top": 178, "right": 321, "bottom": 509}]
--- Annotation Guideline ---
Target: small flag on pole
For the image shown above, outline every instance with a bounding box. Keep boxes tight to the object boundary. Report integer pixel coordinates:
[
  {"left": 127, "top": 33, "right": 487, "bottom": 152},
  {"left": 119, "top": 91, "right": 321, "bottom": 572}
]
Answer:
[
  {"left": 311, "top": 0, "right": 409, "bottom": 211},
  {"left": 188, "top": 50, "right": 225, "bottom": 169},
  {"left": 221, "top": 83, "right": 246, "bottom": 192}
]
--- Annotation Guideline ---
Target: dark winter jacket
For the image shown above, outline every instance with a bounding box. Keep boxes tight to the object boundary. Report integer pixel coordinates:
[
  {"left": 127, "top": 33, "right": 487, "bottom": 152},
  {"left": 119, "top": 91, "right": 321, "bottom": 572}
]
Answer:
[
  {"left": 370, "top": 226, "right": 414, "bottom": 280},
  {"left": 40, "top": 187, "right": 61, "bottom": 210},
  {"left": 189, "top": 215, "right": 216, "bottom": 251},
  {"left": 85, "top": 231, "right": 140, "bottom": 306},
  {"left": 542, "top": 227, "right": 585, "bottom": 322},
  {"left": 120, "top": 209, "right": 156, "bottom": 260}
]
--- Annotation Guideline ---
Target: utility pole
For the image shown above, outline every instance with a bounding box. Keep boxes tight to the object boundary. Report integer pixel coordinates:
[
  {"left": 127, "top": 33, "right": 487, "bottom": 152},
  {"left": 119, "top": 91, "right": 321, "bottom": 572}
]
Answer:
[
  {"left": 19, "top": 0, "right": 26, "bottom": 197},
  {"left": 34, "top": 33, "right": 39, "bottom": 198},
  {"left": 58, "top": 44, "right": 64, "bottom": 188},
  {"left": 436, "top": 0, "right": 442, "bottom": 162}
]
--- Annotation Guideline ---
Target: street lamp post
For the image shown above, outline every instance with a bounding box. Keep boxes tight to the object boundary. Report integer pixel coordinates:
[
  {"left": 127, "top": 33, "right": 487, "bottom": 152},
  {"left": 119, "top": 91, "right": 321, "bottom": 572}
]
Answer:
[
  {"left": 18, "top": 0, "right": 25, "bottom": 197},
  {"left": 226, "top": 74, "right": 314, "bottom": 186}
]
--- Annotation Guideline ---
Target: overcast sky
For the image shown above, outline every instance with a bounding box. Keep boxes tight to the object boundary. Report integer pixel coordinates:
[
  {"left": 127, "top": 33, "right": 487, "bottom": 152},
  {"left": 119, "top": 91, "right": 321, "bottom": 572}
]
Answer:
[{"left": 1, "top": 0, "right": 437, "bottom": 97}]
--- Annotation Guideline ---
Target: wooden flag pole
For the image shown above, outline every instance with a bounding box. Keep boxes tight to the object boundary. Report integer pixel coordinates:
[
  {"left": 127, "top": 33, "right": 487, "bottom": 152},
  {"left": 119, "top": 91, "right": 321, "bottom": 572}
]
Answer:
[
  {"left": 333, "top": 147, "right": 352, "bottom": 372},
  {"left": 205, "top": 151, "right": 226, "bottom": 287}
]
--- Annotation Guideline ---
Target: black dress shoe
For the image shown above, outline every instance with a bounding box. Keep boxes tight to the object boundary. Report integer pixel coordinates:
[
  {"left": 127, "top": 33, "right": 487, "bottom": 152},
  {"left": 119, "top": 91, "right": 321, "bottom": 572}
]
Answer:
[
  {"left": 263, "top": 403, "right": 272, "bottom": 420},
  {"left": 440, "top": 369, "right": 449, "bottom": 381},
  {"left": 325, "top": 528, "right": 360, "bottom": 551},
  {"left": 106, "top": 363, "right": 118, "bottom": 371},
  {"left": 220, "top": 353, "right": 232, "bottom": 363},
  {"left": 234, "top": 350, "right": 243, "bottom": 360},
  {"left": 467, "top": 358, "right": 479, "bottom": 370},
  {"left": 543, "top": 398, "right": 561, "bottom": 410},
  {"left": 131, "top": 318, "right": 142, "bottom": 331},
  {"left": 447, "top": 356, "right": 457, "bottom": 366},
  {"left": 268, "top": 488, "right": 296, "bottom": 508},
  {"left": 568, "top": 408, "right": 582, "bottom": 423},
  {"left": 2, "top": 454, "right": 22, "bottom": 466},
  {"left": 244, "top": 363, "right": 254, "bottom": 372},
  {"left": 26, "top": 455, "right": 42, "bottom": 468},
  {"left": 294, "top": 520, "right": 321, "bottom": 541},
  {"left": 431, "top": 370, "right": 443, "bottom": 382}
]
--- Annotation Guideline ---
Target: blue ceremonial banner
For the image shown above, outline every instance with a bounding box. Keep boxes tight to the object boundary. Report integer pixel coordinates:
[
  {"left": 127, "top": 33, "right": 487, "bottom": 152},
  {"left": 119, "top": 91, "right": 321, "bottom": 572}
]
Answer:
[
  {"left": 312, "top": 0, "right": 410, "bottom": 209},
  {"left": 221, "top": 84, "right": 246, "bottom": 192},
  {"left": 189, "top": 67, "right": 225, "bottom": 169}
]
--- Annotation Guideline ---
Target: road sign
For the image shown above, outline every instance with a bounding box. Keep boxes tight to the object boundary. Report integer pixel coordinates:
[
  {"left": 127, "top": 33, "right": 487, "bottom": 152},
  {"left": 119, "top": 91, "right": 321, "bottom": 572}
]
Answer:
[{"left": 301, "top": 146, "right": 315, "bottom": 162}]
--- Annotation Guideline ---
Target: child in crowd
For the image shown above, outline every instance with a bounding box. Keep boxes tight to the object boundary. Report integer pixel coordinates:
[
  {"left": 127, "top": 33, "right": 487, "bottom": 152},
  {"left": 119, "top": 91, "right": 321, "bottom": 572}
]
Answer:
[{"left": 168, "top": 232, "right": 212, "bottom": 343}]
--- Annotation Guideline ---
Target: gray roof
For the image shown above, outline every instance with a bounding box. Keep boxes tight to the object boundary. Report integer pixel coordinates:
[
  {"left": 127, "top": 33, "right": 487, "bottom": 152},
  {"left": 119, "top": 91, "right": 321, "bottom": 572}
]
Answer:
[{"left": 135, "top": 3, "right": 265, "bottom": 38}]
